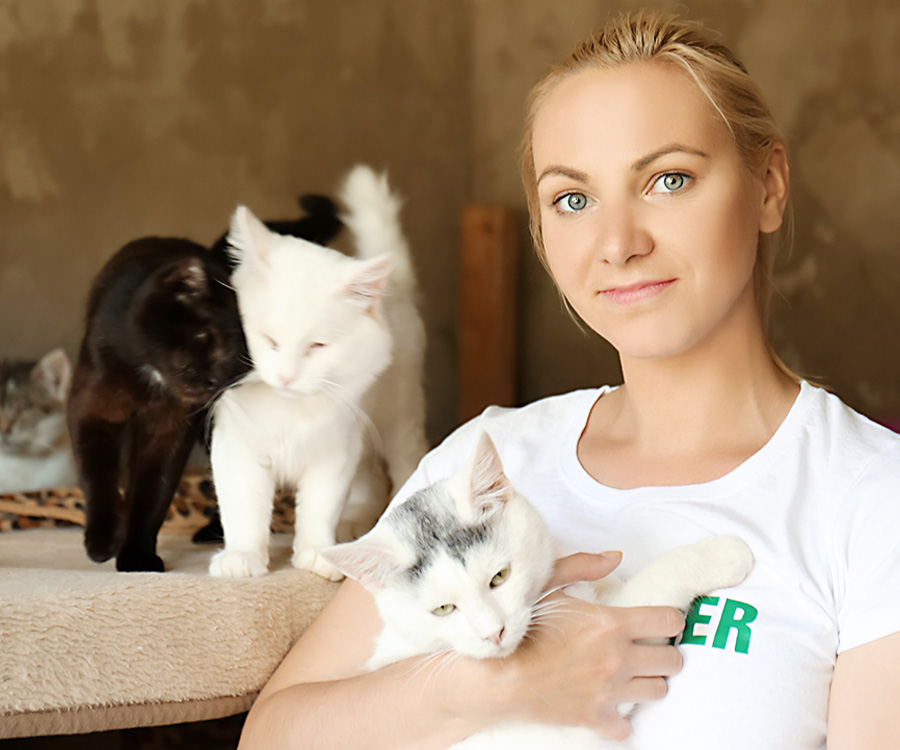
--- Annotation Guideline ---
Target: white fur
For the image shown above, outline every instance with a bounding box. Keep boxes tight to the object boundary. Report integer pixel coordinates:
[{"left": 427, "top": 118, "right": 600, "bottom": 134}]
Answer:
[
  {"left": 340, "top": 166, "right": 428, "bottom": 491},
  {"left": 209, "top": 166, "right": 427, "bottom": 580},
  {"left": 323, "top": 433, "right": 754, "bottom": 748}
]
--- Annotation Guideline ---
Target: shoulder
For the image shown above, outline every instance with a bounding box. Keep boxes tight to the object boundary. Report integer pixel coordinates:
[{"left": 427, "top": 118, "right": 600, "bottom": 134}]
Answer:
[{"left": 796, "top": 383, "right": 900, "bottom": 485}]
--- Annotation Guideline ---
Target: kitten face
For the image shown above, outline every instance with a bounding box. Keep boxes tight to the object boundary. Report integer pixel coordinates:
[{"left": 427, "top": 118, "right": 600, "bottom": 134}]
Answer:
[
  {"left": 0, "top": 350, "right": 71, "bottom": 457},
  {"left": 229, "top": 208, "right": 393, "bottom": 400},
  {"left": 382, "top": 533, "right": 541, "bottom": 659},
  {"left": 133, "top": 258, "right": 248, "bottom": 406},
  {"left": 322, "top": 432, "right": 557, "bottom": 661}
]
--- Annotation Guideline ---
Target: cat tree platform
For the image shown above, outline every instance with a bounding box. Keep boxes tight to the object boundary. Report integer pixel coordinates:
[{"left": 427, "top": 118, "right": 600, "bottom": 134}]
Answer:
[{"left": 0, "top": 527, "right": 339, "bottom": 739}]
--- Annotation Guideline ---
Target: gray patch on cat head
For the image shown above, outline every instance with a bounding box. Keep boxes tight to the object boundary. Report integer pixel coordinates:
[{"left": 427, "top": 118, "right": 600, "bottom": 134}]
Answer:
[{"left": 389, "top": 483, "right": 494, "bottom": 582}]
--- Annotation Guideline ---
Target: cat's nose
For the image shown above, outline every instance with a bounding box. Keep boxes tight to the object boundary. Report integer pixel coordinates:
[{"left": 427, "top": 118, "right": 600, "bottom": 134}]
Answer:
[
  {"left": 484, "top": 627, "right": 505, "bottom": 646},
  {"left": 278, "top": 374, "right": 295, "bottom": 387}
]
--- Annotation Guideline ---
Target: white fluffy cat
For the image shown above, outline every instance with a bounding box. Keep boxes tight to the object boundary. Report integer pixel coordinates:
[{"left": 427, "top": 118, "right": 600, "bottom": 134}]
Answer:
[
  {"left": 209, "top": 165, "right": 427, "bottom": 580},
  {"left": 322, "top": 432, "right": 754, "bottom": 749}
]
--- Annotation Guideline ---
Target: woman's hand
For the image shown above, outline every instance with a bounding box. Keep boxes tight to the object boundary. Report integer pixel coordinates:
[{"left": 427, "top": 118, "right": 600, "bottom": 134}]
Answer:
[{"left": 466, "top": 551, "right": 685, "bottom": 741}]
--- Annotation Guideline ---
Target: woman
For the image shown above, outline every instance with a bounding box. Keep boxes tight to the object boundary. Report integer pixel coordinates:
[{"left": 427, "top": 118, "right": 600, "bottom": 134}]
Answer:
[{"left": 239, "top": 11, "right": 900, "bottom": 748}]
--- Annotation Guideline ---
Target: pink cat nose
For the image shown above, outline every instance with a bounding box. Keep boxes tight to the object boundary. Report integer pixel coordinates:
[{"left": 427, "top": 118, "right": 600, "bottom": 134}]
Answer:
[
  {"left": 484, "top": 627, "right": 505, "bottom": 646},
  {"left": 278, "top": 374, "right": 295, "bottom": 387}
]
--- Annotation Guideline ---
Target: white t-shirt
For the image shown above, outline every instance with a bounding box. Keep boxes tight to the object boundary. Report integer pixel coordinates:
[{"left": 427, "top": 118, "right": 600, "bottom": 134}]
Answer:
[{"left": 391, "top": 381, "right": 900, "bottom": 749}]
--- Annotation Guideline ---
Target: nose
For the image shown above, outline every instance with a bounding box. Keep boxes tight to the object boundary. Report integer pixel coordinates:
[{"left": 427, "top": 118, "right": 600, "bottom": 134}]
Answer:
[
  {"left": 278, "top": 373, "right": 295, "bottom": 387},
  {"left": 594, "top": 204, "right": 652, "bottom": 267},
  {"left": 484, "top": 627, "right": 505, "bottom": 646}
]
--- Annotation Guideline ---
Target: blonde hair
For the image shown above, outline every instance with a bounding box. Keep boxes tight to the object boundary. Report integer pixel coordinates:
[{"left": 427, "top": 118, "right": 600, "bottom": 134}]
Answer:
[{"left": 521, "top": 10, "right": 793, "bottom": 365}]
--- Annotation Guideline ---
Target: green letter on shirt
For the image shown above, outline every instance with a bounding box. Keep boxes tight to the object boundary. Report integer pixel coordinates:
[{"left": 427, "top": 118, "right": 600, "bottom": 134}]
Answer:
[
  {"left": 681, "top": 596, "right": 719, "bottom": 646},
  {"left": 712, "top": 598, "right": 758, "bottom": 655}
]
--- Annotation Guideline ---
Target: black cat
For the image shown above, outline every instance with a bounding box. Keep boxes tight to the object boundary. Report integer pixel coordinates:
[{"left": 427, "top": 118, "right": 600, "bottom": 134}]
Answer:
[{"left": 68, "top": 197, "right": 342, "bottom": 572}]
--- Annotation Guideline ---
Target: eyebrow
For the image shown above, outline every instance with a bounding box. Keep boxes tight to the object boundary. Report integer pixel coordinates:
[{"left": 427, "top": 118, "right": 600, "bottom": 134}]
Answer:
[
  {"left": 630, "top": 144, "right": 709, "bottom": 172},
  {"left": 536, "top": 144, "right": 709, "bottom": 185}
]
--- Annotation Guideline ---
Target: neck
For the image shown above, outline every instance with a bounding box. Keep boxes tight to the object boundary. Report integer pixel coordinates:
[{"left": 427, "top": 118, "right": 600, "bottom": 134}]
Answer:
[{"left": 610, "top": 309, "right": 798, "bottom": 456}]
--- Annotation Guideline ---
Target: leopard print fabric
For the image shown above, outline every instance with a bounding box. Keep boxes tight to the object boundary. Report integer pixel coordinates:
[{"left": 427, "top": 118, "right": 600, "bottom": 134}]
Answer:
[{"left": 0, "top": 474, "right": 295, "bottom": 535}]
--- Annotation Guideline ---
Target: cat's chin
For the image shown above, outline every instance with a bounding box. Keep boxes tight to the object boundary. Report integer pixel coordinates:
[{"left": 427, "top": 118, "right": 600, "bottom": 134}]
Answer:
[
  {"left": 273, "top": 388, "right": 302, "bottom": 399},
  {"left": 462, "top": 635, "right": 521, "bottom": 661}
]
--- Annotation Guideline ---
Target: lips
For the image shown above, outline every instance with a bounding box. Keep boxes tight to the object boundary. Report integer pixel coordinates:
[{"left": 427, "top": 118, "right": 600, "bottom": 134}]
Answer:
[{"left": 600, "top": 278, "right": 676, "bottom": 306}]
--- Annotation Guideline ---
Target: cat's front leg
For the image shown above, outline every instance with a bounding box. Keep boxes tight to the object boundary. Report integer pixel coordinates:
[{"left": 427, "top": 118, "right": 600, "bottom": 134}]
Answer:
[
  {"left": 292, "top": 446, "right": 362, "bottom": 581},
  {"left": 606, "top": 536, "right": 753, "bottom": 612},
  {"left": 116, "top": 415, "right": 201, "bottom": 572},
  {"left": 71, "top": 416, "right": 128, "bottom": 563},
  {"left": 208, "top": 423, "right": 276, "bottom": 578}
]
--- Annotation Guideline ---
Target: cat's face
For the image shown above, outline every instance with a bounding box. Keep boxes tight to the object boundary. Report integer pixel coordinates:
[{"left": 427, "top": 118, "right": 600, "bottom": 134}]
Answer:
[
  {"left": 228, "top": 206, "right": 393, "bottom": 400},
  {"left": 0, "top": 349, "right": 71, "bottom": 457},
  {"left": 322, "top": 432, "right": 557, "bottom": 660},
  {"left": 133, "top": 259, "right": 249, "bottom": 406},
  {"left": 380, "top": 531, "right": 548, "bottom": 659}
]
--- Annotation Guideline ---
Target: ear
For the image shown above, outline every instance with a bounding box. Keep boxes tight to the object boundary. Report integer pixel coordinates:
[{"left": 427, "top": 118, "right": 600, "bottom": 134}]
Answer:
[
  {"left": 344, "top": 255, "right": 393, "bottom": 309},
  {"left": 319, "top": 536, "right": 403, "bottom": 591},
  {"left": 161, "top": 259, "right": 208, "bottom": 302},
  {"left": 32, "top": 348, "right": 72, "bottom": 401},
  {"left": 227, "top": 205, "right": 274, "bottom": 270},
  {"left": 451, "top": 432, "right": 512, "bottom": 521},
  {"left": 759, "top": 142, "right": 790, "bottom": 234}
]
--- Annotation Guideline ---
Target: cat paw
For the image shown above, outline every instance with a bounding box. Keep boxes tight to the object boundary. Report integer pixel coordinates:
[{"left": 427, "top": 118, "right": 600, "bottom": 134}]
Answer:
[
  {"left": 84, "top": 522, "right": 120, "bottom": 563},
  {"left": 690, "top": 536, "right": 754, "bottom": 590},
  {"left": 116, "top": 552, "right": 165, "bottom": 573},
  {"left": 292, "top": 549, "right": 345, "bottom": 581},
  {"left": 209, "top": 550, "right": 269, "bottom": 578}
]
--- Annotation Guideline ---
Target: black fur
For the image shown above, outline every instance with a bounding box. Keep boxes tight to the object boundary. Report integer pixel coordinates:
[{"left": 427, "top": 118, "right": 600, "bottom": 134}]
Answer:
[{"left": 68, "top": 195, "right": 342, "bottom": 571}]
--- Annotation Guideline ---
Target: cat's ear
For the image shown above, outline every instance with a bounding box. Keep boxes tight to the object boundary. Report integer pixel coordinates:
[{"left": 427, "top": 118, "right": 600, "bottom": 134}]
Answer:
[
  {"left": 319, "top": 537, "right": 403, "bottom": 591},
  {"left": 344, "top": 255, "right": 393, "bottom": 309},
  {"left": 227, "top": 205, "right": 274, "bottom": 271},
  {"left": 32, "top": 348, "right": 72, "bottom": 401},
  {"left": 453, "top": 432, "right": 512, "bottom": 521},
  {"left": 161, "top": 259, "right": 208, "bottom": 302}
]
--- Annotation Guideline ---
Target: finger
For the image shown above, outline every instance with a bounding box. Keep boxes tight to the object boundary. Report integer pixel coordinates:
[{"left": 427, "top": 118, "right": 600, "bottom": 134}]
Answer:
[
  {"left": 591, "top": 713, "right": 633, "bottom": 743},
  {"left": 617, "top": 605, "right": 686, "bottom": 641},
  {"left": 621, "top": 676, "right": 670, "bottom": 705},
  {"left": 548, "top": 551, "right": 623, "bottom": 589},
  {"left": 627, "top": 642, "right": 684, "bottom": 679}
]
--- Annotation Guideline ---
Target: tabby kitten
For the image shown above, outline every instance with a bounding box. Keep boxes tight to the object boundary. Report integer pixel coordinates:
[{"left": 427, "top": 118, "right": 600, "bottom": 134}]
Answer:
[{"left": 0, "top": 348, "right": 77, "bottom": 493}]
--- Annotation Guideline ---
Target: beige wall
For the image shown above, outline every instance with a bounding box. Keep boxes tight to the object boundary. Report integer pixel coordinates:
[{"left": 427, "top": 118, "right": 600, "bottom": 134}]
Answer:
[{"left": 2, "top": 0, "right": 899, "bottom": 445}]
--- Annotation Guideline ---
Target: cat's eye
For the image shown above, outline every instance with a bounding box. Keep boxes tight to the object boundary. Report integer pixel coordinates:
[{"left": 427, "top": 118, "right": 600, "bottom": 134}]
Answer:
[
  {"left": 431, "top": 603, "right": 456, "bottom": 617},
  {"left": 308, "top": 341, "right": 326, "bottom": 353},
  {"left": 262, "top": 334, "right": 279, "bottom": 351},
  {"left": 490, "top": 566, "right": 510, "bottom": 588}
]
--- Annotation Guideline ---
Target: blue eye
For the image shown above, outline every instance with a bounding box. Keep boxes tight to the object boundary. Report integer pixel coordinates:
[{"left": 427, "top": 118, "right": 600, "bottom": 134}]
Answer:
[
  {"left": 555, "top": 192, "right": 589, "bottom": 213},
  {"left": 652, "top": 173, "right": 690, "bottom": 193}
]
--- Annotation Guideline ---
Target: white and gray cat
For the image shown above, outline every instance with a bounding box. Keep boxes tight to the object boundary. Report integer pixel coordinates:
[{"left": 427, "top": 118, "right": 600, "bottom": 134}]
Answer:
[
  {"left": 209, "top": 165, "right": 427, "bottom": 580},
  {"left": 0, "top": 348, "right": 78, "bottom": 494},
  {"left": 322, "top": 432, "right": 754, "bottom": 749}
]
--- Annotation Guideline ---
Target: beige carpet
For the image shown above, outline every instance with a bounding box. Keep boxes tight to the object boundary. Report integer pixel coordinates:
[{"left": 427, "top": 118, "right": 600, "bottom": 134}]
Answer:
[{"left": 0, "top": 529, "right": 339, "bottom": 739}]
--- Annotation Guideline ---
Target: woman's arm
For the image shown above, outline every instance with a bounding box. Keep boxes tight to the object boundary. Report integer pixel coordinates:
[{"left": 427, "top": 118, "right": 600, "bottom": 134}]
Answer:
[
  {"left": 827, "top": 630, "right": 900, "bottom": 748},
  {"left": 238, "top": 553, "right": 685, "bottom": 750}
]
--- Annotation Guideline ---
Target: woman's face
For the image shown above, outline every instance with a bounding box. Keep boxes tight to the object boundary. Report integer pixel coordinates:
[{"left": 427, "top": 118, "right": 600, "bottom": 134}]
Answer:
[{"left": 532, "top": 62, "right": 780, "bottom": 363}]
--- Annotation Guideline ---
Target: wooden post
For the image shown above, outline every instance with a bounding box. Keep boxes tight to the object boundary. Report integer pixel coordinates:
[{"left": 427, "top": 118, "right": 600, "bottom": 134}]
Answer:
[{"left": 459, "top": 204, "right": 518, "bottom": 423}]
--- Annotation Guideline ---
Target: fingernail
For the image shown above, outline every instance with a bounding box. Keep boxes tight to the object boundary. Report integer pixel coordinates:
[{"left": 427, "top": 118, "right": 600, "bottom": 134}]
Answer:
[{"left": 603, "top": 550, "right": 623, "bottom": 559}]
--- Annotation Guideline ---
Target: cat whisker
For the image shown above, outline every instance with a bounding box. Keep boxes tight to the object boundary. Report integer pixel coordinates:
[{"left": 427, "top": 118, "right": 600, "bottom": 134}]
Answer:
[{"left": 400, "top": 648, "right": 454, "bottom": 690}]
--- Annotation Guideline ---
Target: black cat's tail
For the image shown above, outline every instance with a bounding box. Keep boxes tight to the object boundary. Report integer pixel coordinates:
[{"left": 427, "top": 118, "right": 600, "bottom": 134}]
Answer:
[{"left": 209, "top": 192, "right": 344, "bottom": 269}]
